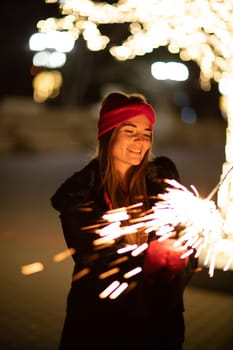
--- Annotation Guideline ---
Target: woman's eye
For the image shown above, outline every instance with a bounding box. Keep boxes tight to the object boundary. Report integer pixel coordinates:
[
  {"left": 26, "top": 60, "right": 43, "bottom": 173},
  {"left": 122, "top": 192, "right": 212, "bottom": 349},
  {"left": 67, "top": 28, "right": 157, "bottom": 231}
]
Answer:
[
  {"left": 124, "top": 129, "right": 134, "bottom": 134},
  {"left": 144, "top": 134, "right": 152, "bottom": 139},
  {"left": 122, "top": 128, "right": 151, "bottom": 139}
]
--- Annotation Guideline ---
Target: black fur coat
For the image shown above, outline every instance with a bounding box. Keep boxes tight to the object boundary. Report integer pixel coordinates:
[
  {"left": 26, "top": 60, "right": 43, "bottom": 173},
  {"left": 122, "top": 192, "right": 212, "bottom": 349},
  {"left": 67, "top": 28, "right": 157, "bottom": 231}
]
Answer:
[{"left": 51, "top": 156, "right": 195, "bottom": 349}]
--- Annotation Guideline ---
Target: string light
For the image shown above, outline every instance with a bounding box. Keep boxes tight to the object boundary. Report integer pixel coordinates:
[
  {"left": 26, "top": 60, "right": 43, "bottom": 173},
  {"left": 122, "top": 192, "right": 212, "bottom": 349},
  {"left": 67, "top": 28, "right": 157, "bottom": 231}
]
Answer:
[{"left": 39, "top": 0, "right": 233, "bottom": 84}]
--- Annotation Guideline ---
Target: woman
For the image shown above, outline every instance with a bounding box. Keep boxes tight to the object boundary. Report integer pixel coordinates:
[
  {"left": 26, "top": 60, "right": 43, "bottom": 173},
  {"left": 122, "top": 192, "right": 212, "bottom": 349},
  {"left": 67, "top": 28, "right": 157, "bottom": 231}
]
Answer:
[{"left": 51, "top": 91, "right": 197, "bottom": 349}]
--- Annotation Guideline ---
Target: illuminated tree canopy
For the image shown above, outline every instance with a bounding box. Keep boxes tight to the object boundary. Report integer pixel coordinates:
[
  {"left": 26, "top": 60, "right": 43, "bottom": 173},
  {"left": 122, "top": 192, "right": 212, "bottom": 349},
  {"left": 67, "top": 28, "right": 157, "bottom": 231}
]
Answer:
[{"left": 39, "top": 1, "right": 233, "bottom": 88}]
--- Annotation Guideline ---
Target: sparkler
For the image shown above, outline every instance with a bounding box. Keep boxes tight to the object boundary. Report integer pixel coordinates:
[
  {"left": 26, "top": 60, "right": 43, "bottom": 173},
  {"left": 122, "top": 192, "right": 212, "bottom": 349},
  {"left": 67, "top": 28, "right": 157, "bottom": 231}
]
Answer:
[
  {"left": 93, "top": 165, "right": 233, "bottom": 285},
  {"left": 148, "top": 179, "right": 225, "bottom": 277},
  {"left": 21, "top": 167, "right": 233, "bottom": 300}
]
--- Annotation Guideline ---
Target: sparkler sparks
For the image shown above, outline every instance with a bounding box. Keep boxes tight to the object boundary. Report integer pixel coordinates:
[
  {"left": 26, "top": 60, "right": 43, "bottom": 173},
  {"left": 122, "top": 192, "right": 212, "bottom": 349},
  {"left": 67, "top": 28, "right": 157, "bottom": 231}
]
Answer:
[
  {"left": 53, "top": 247, "right": 76, "bottom": 262},
  {"left": 21, "top": 262, "right": 44, "bottom": 275},
  {"left": 21, "top": 171, "right": 233, "bottom": 299},
  {"left": 149, "top": 179, "right": 226, "bottom": 277},
  {"left": 20, "top": 248, "right": 75, "bottom": 276},
  {"left": 93, "top": 176, "right": 233, "bottom": 280}
]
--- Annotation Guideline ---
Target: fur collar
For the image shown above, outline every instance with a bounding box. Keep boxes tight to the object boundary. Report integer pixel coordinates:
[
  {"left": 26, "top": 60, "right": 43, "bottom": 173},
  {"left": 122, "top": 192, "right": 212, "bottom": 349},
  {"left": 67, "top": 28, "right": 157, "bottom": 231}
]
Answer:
[{"left": 51, "top": 156, "right": 179, "bottom": 212}]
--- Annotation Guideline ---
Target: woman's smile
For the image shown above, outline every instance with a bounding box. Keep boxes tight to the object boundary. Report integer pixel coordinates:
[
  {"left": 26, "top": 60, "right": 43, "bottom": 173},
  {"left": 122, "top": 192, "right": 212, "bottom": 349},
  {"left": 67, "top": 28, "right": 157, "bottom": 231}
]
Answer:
[{"left": 127, "top": 147, "right": 142, "bottom": 154}]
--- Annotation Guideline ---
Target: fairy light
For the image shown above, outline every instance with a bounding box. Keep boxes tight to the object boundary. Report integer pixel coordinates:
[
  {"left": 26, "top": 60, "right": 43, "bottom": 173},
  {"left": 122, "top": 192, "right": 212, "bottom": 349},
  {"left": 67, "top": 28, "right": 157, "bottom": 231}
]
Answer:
[{"left": 40, "top": 0, "right": 233, "bottom": 82}]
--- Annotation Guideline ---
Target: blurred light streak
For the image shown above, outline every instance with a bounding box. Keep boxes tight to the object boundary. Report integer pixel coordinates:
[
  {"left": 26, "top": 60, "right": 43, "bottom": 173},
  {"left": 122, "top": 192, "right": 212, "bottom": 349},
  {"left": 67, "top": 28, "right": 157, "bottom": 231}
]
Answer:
[
  {"left": 92, "top": 173, "right": 233, "bottom": 277},
  {"left": 21, "top": 262, "right": 44, "bottom": 275},
  {"left": 98, "top": 267, "right": 120, "bottom": 279},
  {"left": 117, "top": 244, "right": 137, "bottom": 254},
  {"left": 99, "top": 280, "right": 120, "bottom": 299},
  {"left": 109, "top": 282, "right": 128, "bottom": 299},
  {"left": 131, "top": 243, "right": 148, "bottom": 257},
  {"left": 72, "top": 267, "right": 91, "bottom": 281},
  {"left": 53, "top": 247, "right": 76, "bottom": 262},
  {"left": 108, "top": 256, "right": 129, "bottom": 267},
  {"left": 123, "top": 266, "right": 142, "bottom": 279}
]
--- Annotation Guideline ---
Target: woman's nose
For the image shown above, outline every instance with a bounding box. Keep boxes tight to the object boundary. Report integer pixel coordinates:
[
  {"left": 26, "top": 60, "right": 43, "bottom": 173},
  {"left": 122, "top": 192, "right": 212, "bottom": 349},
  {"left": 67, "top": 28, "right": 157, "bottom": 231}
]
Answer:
[{"left": 134, "top": 133, "right": 144, "bottom": 141}]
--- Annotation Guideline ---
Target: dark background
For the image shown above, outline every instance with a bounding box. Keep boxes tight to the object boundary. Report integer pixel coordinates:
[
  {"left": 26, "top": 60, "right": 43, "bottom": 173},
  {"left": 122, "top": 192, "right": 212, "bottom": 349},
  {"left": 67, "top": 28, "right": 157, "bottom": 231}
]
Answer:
[{"left": 0, "top": 0, "right": 223, "bottom": 121}]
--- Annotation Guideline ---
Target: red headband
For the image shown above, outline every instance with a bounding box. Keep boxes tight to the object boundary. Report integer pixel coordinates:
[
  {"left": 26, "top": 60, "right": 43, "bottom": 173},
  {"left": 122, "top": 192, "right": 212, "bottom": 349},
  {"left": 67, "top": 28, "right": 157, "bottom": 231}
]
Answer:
[{"left": 98, "top": 102, "right": 156, "bottom": 138}]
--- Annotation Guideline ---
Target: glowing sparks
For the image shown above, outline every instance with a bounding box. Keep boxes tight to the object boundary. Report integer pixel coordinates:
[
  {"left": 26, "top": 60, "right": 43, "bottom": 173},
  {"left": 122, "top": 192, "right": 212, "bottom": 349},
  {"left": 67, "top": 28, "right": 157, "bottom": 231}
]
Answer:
[
  {"left": 151, "top": 179, "right": 223, "bottom": 240},
  {"left": 99, "top": 267, "right": 120, "bottom": 279},
  {"left": 117, "top": 244, "right": 137, "bottom": 254},
  {"left": 108, "top": 256, "right": 129, "bottom": 267},
  {"left": 99, "top": 280, "right": 120, "bottom": 299},
  {"left": 109, "top": 282, "right": 129, "bottom": 299},
  {"left": 21, "top": 171, "right": 233, "bottom": 301},
  {"left": 53, "top": 247, "right": 76, "bottom": 262},
  {"left": 99, "top": 280, "right": 130, "bottom": 300},
  {"left": 149, "top": 179, "right": 233, "bottom": 276},
  {"left": 123, "top": 267, "right": 142, "bottom": 279},
  {"left": 92, "top": 177, "right": 233, "bottom": 279},
  {"left": 72, "top": 267, "right": 90, "bottom": 282},
  {"left": 21, "top": 262, "right": 44, "bottom": 275},
  {"left": 21, "top": 247, "right": 76, "bottom": 277},
  {"left": 102, "top": 208, "right": 129, "bottom": 222},
  {"left": 131, "top": 243, "right": 148, "bottom": 257}
]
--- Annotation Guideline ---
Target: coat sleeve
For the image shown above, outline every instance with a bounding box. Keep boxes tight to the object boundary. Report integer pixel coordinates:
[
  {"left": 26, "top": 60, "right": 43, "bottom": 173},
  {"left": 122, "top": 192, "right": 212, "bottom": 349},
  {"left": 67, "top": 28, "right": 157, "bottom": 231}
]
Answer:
[
  {"left": 58, "top": 208, "right": 102, "bottom": 265},
  {"left": 50, "top": 159, "right": 103, "bottom": 264},
  {"left": 51, "top": 159, "right": 98, "bottom": 212}
]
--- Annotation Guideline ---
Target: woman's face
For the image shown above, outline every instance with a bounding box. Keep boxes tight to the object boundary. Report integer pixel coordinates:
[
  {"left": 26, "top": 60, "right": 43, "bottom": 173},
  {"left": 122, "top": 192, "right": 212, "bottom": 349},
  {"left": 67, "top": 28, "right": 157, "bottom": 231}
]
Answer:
[{"left": 111, "top": 115, "right": 152, "bottom": 176}]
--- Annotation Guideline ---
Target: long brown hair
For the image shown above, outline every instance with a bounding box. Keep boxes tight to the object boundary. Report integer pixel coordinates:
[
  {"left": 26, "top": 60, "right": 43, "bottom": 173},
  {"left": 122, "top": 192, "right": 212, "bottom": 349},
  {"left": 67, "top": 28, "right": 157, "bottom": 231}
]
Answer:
[{"left": 97, "top": 92, "right": 153, "bottom": 205}]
